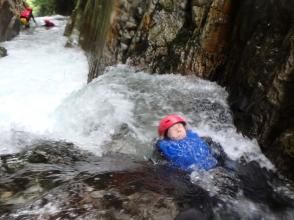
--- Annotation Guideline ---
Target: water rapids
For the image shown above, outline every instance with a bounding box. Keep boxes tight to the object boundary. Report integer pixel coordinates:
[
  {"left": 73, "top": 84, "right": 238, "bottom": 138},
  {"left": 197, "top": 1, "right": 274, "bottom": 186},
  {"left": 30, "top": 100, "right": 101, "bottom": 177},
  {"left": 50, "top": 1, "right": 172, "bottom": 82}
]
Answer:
[{"left": 0, "top": 16, "right": 293, "bottom": 220}]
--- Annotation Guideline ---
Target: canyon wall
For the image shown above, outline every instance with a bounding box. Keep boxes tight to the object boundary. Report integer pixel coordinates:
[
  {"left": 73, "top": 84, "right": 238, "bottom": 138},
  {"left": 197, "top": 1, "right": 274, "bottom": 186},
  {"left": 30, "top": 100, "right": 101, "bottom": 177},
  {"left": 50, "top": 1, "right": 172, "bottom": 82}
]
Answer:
[{"left": 0, "top": 0, "right": 23, "bottom": 42}]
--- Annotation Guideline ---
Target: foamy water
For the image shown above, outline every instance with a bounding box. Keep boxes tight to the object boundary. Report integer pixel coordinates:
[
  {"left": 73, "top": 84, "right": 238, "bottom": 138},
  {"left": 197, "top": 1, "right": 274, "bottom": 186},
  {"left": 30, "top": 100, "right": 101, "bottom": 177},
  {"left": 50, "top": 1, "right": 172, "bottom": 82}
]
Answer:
[
  {"left": 0, "top": 16, "right": 88, "bottom": 153},
  {"left": 0, "top": 16, "right": 272, "bottom": 169}
]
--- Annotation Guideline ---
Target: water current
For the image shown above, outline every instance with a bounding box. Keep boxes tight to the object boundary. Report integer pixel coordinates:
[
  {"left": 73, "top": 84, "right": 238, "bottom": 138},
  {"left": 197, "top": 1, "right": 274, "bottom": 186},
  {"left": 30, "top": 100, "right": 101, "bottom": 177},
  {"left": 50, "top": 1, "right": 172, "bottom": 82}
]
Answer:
[{"left": 0, "top": 16, "right": 294, "bottom": 219}]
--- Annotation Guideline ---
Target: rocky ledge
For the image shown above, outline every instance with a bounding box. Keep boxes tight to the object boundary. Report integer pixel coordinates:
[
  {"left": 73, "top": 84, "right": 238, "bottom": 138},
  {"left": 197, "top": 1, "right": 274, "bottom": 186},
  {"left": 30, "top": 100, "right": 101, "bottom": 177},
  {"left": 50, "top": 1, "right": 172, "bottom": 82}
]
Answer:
[{"left": 1, "top": 141, "right": 294, "bottom": 219}]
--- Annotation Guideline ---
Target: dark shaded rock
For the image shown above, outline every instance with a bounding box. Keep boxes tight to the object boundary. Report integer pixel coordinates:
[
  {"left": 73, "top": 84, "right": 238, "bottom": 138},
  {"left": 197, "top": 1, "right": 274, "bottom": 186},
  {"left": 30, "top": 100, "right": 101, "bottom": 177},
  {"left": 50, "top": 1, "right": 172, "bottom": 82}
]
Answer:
[
  {"left": 35, "top": 0, "right": 76, "bottom": 16},
  {"left": 219, "top": 0, "right": 294, "bottom": 180},
  {"left": 0, "top": 47, "right": 7, "bottom": 57},
  {"left": 54, "top": 0, "right": 76, "bottom": 15},
  {"left": 237, "top": 160, "right": 293, "bottom": 211},
  {"left": 0, "top": 141, "right": 202, "bottom": 219},
  {"left": 0, "top": 0, "right": 21, "bottom": 42},
  {"left": 0, "top": 141, "right": 294, "bottom": 219},
  {"left": 175, "top": 208, "right": 210, "bottom": 220}
]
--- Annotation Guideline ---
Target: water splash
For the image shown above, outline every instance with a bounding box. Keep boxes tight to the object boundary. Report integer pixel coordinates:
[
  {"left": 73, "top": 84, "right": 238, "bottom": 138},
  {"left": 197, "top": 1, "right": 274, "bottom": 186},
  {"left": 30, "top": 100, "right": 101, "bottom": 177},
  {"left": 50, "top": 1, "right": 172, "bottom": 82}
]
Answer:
[
  {"left": 0, "top": 16, "right": 88, "bottom": 154},
  {"left": 1, "top": 19, "right": 293, "bottom": 219},
  {"left": 47, "top": 65, "right": 272, "bottom": 169},
  {"left": 0, "top": 17, "right": 271, "bottom": 169}
]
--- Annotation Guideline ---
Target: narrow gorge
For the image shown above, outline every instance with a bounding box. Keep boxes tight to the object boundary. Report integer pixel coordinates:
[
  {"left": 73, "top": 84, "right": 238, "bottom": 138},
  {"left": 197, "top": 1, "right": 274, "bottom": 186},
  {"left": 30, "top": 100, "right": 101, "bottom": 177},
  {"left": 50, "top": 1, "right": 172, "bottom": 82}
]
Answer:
[
  {"left": 0, "top": 0, "right": 294, "bottom": 219},
  {"left": 64, "top": 0, "right": 294, "bottom": 180}
]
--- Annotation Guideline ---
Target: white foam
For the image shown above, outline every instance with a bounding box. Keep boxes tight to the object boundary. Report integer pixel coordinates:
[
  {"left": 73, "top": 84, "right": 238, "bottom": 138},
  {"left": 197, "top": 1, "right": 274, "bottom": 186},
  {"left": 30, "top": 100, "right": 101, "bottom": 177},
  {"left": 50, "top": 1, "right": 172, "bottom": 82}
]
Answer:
[
  {"left": 0, "top": 16, "right": 88, "bottom": 154},
  {"left": 49, "top": 76, "right": 135, "bottom": 155},
  {"left": 10, "top": 202, "right": 60, "bottom": 218}
]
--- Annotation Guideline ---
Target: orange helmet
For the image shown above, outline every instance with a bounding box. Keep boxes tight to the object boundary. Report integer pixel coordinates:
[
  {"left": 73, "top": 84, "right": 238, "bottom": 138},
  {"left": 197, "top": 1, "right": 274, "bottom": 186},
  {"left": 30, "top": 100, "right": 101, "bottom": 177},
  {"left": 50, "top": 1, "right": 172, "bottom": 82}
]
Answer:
[{"left": 158, "top": 114, "right": 186, "bottom": 137}]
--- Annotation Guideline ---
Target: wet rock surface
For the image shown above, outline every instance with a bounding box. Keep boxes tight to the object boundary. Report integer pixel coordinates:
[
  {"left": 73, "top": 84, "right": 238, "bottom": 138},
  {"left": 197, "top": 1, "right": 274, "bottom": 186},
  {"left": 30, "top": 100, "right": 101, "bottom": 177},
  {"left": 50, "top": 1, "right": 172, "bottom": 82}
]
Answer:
[
  {"left": 0, "top": 46, "right": 7, "bottom": 57},
  {"left": 219, "top": 0, "right": 294, "bottom": 180},
  {"left": 67, "top": 0, "right": 233, "bottom": 80},
  {"left": 0, "top": 0, "right": 22, "bottom": 42},
  {"left": 0, "top": 142, "right": 191, "bottom": 219},
  {"left": 0, "top": 141, "right": 294, "bottom": 219}
]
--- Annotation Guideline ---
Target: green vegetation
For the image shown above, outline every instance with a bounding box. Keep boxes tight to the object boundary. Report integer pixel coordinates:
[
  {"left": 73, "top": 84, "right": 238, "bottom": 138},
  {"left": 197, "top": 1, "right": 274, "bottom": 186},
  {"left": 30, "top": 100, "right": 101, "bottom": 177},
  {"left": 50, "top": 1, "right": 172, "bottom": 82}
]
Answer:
[
  {"left": 26, "top": 0, "right": 37, "bottom": 12},
  {"left": 26, "top": 0, "right": 76, "bottom": 16},
  {"left": 26, "top": 0, "right": 55, "bottom": 16}
]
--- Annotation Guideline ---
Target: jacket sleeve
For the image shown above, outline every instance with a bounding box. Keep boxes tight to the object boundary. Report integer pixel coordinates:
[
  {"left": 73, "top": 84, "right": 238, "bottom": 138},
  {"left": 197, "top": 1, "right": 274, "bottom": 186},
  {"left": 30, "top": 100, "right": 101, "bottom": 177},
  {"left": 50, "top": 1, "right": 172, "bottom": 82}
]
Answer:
[
  {"left": 201, "top": 136, "right": 237, "bottom": 171},
  {"left": 151, "top": 140, "right": 168, "bottom": 163},
  {"left": 201, "top": 136, "right": 226, "bottom": 160}
]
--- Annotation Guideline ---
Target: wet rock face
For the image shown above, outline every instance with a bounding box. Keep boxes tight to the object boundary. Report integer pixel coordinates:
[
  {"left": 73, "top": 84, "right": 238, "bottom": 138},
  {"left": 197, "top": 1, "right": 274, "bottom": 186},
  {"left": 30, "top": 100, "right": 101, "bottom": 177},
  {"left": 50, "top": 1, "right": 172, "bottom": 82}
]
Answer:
[
  {"left": 220, "top": 0, "right": 294, "bottom": 179},
  {"left": 0, "top": 0, "right": 21, "bottom": 42},
  {"left": 67, "top": 0, "right": 234, "bottom": 80},
  {"left": 65, "top": 0, "right": 116, "bottom": 81}
]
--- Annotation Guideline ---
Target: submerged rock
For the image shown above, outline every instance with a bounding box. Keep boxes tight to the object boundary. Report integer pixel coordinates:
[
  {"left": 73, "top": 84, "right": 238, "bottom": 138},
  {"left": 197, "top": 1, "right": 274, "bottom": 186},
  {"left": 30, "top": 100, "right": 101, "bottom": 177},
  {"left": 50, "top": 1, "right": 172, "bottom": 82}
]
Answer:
[
  {"left": 0, "top": 141, "right": 294, "bottom": 219},
  {"left": 0, "top": 141, "right": 202, "bottom": 219}
]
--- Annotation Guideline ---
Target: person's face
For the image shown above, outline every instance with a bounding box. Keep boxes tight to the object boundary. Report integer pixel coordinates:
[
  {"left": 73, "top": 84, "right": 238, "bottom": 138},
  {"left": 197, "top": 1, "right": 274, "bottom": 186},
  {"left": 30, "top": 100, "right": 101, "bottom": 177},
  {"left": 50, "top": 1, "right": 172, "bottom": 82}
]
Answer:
[{"left": 167, "top": 123, "right": 187, "bottom": 140}]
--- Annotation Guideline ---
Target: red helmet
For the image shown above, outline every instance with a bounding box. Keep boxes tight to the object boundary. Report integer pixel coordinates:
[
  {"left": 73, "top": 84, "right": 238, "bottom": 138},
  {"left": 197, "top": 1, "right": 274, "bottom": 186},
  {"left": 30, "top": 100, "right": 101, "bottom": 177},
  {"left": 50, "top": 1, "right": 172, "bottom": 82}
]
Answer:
[{"left": 158, "top": 114, "right": 186, "bottom": 137}]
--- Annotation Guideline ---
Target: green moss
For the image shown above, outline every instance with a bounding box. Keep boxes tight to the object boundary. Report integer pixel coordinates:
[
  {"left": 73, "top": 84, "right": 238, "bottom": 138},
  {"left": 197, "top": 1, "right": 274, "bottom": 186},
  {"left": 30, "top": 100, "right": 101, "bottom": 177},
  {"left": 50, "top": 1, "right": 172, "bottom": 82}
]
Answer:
[
  {"left": 76, "top": 0, "right": 115, "bottom": 52},
  {"left": 30, "top": 0, "right": 55, "bottom": 16},
  {"left": 159, "top": 0, "right": 174, "bottom": 12},
  {"left": 30, "top": 0, "right": 76, "bottom": 16},
  {"left": 172, "top": 29, "right": 192, "bottom": 46}
]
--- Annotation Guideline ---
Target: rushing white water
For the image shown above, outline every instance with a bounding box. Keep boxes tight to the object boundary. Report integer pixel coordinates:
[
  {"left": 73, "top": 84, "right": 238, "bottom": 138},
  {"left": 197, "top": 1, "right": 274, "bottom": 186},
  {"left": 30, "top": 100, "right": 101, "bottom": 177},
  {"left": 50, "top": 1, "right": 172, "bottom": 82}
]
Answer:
[
  {"left": 0, "top": 16, "right": 273, "bottom": 169},
  {"left": 0, "top": 16, "right": 88, "bottom": 154},
  {"left": 2, "top": 15, "right": 294, "bottom": 220}
]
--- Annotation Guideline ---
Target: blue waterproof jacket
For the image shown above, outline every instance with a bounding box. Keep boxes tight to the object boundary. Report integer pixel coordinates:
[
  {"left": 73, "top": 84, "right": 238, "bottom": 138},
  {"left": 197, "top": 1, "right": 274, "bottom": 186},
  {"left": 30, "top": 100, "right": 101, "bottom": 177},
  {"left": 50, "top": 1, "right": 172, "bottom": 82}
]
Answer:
[{"left": 156, "top": 130, "right": 218, "bottom": 171}]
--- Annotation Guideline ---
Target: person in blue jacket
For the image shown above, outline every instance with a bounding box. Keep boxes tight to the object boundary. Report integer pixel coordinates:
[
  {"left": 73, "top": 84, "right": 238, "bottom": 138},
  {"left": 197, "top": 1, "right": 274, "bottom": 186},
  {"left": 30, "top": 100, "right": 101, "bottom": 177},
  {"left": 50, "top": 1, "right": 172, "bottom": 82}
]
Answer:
[{"left": 155, "top": 114, "right": 235, "bottom": 172}]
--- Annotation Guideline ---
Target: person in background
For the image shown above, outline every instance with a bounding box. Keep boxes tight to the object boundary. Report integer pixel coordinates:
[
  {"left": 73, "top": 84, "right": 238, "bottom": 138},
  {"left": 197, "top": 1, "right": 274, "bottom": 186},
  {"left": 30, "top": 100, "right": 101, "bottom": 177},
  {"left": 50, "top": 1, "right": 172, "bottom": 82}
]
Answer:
[
  {"left": 44, "top": 19, "right": 55, "bottom": 28},
  {"left": 20, "top": 2, "right": 36, "bottom": 28},
  {"left": 154, "top": 114, "right": 235, "bottom": 172}
]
